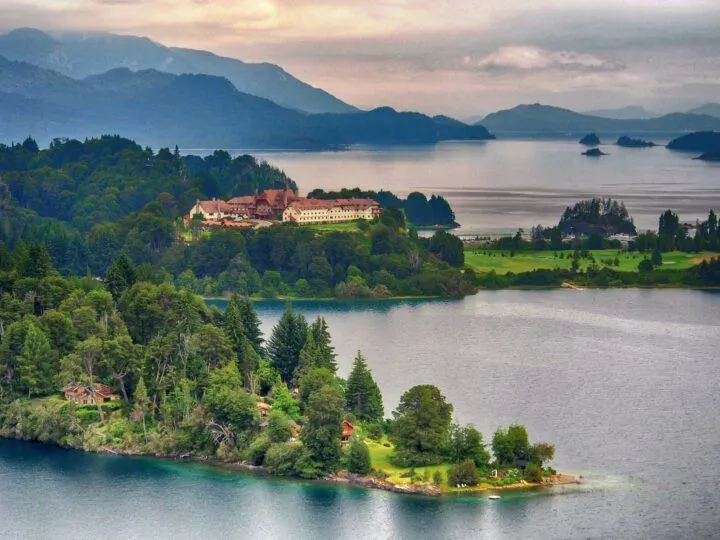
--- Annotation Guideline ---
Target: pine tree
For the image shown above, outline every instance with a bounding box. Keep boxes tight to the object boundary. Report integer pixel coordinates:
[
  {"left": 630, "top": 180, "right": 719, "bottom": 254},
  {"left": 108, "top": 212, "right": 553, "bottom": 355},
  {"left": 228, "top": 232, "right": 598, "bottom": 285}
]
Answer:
[
  {"left": 302, "top": 384, "right": 344, "bottom": 473},
  {"left": 105, "top": 251, "right": 136, "bottom": 302},
  {"left": 20, "top": 244, "right": 53, "bottom": 279},
  {"left": 18, "top": 324, "right": 53, "bottom": 397},
  {"left": 345, "top": 351, "right": 384, "bottom": 422},
  {"left": 346, "top": 436, "right": 372, "bottom": 475},
  {"left": 238, "top": 297, "right": 263, "bottom": 353},
  {"left": 224, "top": 294, "right": 247, "bottom": 347},
  {"left": 267, "top": 304, "right": 307, "bottom": 383},
  {"left": 294, "top": 330, "right": 319, "bottom": 384},
  {"left": 310, "top": 317, "right": 337, "bottom": 372}
]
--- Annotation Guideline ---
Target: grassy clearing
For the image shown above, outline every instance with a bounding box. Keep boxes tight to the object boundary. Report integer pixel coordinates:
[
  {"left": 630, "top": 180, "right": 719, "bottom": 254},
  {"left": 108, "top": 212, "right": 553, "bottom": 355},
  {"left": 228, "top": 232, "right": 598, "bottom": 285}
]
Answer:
[{"left": 464, "top": 249, "right": 716, "bottom": 275}]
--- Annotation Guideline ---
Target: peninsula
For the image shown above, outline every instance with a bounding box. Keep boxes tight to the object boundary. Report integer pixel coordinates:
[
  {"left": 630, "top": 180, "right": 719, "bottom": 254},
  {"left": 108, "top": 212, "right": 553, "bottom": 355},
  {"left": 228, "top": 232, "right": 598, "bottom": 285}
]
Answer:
[{"left": 0, "top": 276, "right": 569, "bottom": 496}]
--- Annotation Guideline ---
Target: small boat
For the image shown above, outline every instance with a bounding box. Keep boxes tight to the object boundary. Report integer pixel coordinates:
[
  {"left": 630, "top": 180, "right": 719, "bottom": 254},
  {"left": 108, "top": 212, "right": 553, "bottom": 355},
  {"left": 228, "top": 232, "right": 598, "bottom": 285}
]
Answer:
[{"left": 488, "top": 495, "right": 501, "bottom": 500}]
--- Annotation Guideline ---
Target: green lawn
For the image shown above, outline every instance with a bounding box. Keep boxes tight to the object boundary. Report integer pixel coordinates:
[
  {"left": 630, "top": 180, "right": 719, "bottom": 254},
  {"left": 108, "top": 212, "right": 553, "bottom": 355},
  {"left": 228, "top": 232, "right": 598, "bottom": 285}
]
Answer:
[
  {"left": 302, "top": 221, "right": 365, "bottom": 234},
  {"left": 464, "top": 249, "right": 717, "bottom": 275}
]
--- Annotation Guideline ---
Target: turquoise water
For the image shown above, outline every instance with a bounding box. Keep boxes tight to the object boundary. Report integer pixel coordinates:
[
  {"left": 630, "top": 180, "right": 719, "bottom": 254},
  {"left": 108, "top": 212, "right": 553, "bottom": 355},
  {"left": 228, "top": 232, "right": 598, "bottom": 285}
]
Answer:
[{"left": 3, "top": 290, "right": 719, "bottom": 539}]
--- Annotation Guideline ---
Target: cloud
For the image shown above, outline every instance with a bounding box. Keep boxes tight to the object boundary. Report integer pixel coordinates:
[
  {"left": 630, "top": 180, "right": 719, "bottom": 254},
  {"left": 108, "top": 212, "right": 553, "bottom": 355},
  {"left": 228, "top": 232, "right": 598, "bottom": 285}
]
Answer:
[{"left": 467, "top": 46, "right": 625, "bottom": 73}]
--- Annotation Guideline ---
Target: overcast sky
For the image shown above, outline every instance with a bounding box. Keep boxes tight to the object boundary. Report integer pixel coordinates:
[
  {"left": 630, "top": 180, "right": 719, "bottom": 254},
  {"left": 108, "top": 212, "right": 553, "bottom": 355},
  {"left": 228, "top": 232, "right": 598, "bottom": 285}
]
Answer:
[{"left": 2, "top": 0, "right": 720, "bottom": 117}]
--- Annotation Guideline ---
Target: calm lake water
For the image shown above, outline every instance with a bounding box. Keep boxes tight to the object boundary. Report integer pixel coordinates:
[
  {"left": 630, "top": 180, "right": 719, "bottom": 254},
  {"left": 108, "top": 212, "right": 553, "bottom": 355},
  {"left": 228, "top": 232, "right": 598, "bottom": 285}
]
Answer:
[
  {"left": 2, "top": 290, "right": 720, "bottom": 539},
  {"left": 244, "top": 140, "right": 720, "bottom": 234}
]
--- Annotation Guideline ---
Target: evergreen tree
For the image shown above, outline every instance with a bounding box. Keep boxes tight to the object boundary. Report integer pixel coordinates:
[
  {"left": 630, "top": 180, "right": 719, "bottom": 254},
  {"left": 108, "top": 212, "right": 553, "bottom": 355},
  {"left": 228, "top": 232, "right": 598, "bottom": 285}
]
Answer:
[
  {"left": 20, "top": 244, "right": 53, "bottom": 279},
  {"left": 18, "top": 324, "right": 53, "bottom": 397},
  {"left": 294, "top": 330, "right": 319, "bottom": 384},
  {"left": 267, "top": 304, "right": 307, "bottom": 383},
  {"left": 345, "top": 351, "right": 384, "bottom": 422},
  {"left": 105, "top": 252, "right": 136, "bottom": 302},
  {"left": 309, "top": 317, "right": 337, "bottom": 372},
  {"left": 302, "top": 384, "right": 344, "bottom": 473},
  {"left": 239, "top": 297, "right": 263, "bottom": 353}
]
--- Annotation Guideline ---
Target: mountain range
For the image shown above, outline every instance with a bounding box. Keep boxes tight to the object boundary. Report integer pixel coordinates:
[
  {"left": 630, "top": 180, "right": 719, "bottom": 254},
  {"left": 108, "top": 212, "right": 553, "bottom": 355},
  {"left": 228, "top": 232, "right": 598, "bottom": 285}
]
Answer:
[
  {"left": 0, "top": 55, "right": 493, "bottom": 148},
  {"left": 0, "top": 28, "right": 354, "bottom": 114},
  {"left": 478, "top": 104, "right": 720, "bottom": 137}
]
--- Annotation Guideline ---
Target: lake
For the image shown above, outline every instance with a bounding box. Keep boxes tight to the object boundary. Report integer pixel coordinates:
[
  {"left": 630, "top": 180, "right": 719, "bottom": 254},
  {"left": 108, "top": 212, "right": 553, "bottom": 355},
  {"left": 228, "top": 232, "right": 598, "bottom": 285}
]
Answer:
[
  {"left": 244, "top": 140, "right": 720, "bottom": 234},
  {"left": 2, "top": 290, "right": 719, "bottom": 539}
]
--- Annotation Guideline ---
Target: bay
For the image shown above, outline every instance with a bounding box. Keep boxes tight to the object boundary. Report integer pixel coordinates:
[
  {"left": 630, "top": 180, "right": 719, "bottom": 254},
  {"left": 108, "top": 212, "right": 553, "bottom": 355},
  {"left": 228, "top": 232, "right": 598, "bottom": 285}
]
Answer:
[
  {"left": 246, "top": 140, "right": 720, "bottom": 234},
  {"left": 2, "top": 290, "right": 720, "bottom": 539}
]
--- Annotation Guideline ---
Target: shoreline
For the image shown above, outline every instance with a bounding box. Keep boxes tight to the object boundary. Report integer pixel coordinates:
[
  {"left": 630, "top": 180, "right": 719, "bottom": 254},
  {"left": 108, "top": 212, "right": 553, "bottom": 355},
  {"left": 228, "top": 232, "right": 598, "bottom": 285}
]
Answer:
[{"left": 0, "top": 435, "right": 580, "bottom": 498}]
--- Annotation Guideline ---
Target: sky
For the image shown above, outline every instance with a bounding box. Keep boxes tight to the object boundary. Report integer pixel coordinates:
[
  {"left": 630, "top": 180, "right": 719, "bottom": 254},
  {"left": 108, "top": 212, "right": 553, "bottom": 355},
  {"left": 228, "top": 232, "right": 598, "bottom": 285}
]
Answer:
[{"left": 2, "top": 0, "right": 720, "bottom": 118}]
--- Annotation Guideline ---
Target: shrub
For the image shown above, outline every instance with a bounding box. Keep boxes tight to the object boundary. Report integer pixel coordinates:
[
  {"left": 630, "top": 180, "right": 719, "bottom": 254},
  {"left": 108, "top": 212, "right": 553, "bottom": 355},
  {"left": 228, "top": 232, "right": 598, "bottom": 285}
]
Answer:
[
  {"left": 267, "top": 410, "right": 293, "bottom": 443},
  {"left": 433, "top": 470, "right": 443, "bottom": 486},
  {"left": 247, "top": 433, "right": 272, "bottom": 466},
  {"left": 345, "top": 438, "right": 372, "bottom": 475},
  {"left": 264, "top": 442, "right": 302, "bottom": 476},
  {"left": 524, "top": 464, "right": 544, "bottom": 483},
  {"left": 447, "top": 459, "right": 479, "bottom": 487}
]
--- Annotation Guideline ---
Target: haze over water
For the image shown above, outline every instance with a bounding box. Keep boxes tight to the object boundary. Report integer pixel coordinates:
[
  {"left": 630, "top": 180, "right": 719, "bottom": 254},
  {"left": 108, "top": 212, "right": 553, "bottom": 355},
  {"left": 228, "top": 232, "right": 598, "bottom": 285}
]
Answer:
[
  {"left": 3, "top": 291, "right": 719, "bottom": 539},
  {"left": 246, "top": 140, "right": 720, "bottom": 234}
]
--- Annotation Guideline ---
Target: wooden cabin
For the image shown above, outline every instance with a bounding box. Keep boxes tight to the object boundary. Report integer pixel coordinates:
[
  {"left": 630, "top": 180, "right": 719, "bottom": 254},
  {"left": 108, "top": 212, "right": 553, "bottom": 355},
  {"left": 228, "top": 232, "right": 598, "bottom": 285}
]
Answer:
[{"left": 62, "top": 383, "right": 118, "bottom": 405}]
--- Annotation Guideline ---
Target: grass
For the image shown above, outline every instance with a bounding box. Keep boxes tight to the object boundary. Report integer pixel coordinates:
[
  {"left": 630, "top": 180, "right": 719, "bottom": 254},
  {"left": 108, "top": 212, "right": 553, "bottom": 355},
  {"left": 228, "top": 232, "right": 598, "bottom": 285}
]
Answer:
[
  {"left": 365, "top": 438, "right": 522, "bottom": 492},
  {"left": 464, "top": 249, "right": 717, "bottom": 275},
  {"left": 302, "top": 221, "right": 365, "bottom": 234}
]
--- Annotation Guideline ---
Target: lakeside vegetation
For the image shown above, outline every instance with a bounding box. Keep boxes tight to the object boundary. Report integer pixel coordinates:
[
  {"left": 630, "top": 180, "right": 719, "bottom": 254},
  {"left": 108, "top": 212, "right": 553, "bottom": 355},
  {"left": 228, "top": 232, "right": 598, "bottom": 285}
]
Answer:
[
  {"left": 0, "top": 252, "right": 556, "bottom": 494},
  {"left": 466, "top": 201, "right": 720, "bottom": 290},
  {"left": 0, "top": 135, "right": 473, "bottom": 301}
]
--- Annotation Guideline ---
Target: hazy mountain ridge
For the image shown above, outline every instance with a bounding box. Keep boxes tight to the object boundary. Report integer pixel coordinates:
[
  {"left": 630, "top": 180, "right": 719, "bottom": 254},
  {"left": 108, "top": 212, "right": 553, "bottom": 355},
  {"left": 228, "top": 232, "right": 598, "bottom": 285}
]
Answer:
[
  {"left": 478, "top": 103, "right": 720, "bottom": 136},
  {"left": 581, "top": 106, "right": 658, "bottom": 120},
  {"left": 687, "top": 103, "right": 720, "bottom": 119},
  {"left": 0, "top": 27, "right": 357, "bottom": 114},
  {"left": 0, "top": 56, "right": 492, "bottom": 148}
]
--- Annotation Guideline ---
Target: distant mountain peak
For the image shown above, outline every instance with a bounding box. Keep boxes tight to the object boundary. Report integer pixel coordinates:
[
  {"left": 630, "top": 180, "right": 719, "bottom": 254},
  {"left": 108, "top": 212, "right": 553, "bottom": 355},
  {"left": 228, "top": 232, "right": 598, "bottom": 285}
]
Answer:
[{"left": 0, "top": 27, "right": 358, "bottom": 114}]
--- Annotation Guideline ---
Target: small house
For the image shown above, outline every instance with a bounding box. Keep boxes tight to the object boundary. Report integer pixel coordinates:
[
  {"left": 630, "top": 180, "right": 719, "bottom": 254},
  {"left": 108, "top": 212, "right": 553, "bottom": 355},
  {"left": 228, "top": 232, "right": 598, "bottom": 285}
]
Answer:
[
  {"left": 257, "top": 402, "right": 272, "bottom": 416},
  {"left": 341, "top": 420, "right": 356, "bottom": 445},
  {"left": 62, "top": 383, "right": 119, "bottom": 405}
]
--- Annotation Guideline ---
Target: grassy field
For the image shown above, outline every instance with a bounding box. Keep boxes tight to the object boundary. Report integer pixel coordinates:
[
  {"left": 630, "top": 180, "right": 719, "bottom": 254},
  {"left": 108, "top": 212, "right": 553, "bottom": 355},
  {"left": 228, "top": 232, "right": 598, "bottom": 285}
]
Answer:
[{"left": 464, "top": 249, "right": 717, "bottom": 275}]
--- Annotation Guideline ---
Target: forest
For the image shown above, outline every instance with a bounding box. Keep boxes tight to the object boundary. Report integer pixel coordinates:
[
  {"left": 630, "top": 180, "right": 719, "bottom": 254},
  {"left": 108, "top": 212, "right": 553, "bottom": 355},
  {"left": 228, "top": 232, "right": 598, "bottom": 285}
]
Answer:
[
  {"left": 0, "top": 260, "right": 553, "bottom": 488},
  {"left": 0, "top": 136, "right": 473, "bottom": 299}
]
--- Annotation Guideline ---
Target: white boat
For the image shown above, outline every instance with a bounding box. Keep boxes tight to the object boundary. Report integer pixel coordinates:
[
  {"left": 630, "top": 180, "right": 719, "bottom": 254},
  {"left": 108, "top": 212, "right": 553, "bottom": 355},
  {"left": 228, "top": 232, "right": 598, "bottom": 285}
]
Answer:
[{"left": 488, "top": 495, "right": 501, "bottom": 500}]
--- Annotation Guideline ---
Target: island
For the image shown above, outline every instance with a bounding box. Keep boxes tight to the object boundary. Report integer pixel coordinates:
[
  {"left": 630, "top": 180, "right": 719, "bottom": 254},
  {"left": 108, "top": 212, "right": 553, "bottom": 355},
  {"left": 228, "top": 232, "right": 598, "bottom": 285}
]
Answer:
[
  {"left": 667, "top": 131, "right": 720, "bottom": 152},
  {"left": 616, "top": 136, "right": 657, "bottom": 148},
  {"left": 694, "top": 148, "right": 720, "bottom": 162},
  {"left": 579, "top": 133, "right": 601, "bottom": 146},
  {"left": 582, "top": 148, "right": 607, "bottom": 157}
]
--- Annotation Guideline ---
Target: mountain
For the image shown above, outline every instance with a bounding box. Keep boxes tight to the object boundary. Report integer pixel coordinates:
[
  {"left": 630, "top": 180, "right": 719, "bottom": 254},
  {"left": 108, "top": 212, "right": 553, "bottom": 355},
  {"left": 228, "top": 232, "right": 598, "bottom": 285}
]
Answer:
[
  {"left": 478, "top": 104, "right": 720, "bottom": 136},
  {"left": 687, "top": 103, "right": 720, "bottom": 119},
  {"left": 666, "top": 132, "right": 720, "bottom": 152},
  {"left": 0, "top": 27, "right": 356, "bottom": 114},
  {"left": 582, "top": 106, "right": 657, "bottom": 119},
  {"left": 0, "top": 56, "right": 493, "bottom": 148}
]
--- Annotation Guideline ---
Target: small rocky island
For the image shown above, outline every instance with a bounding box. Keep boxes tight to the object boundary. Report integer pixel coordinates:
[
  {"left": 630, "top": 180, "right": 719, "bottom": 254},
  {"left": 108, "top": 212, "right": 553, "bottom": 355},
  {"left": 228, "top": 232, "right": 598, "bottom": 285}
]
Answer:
[
  {"left": 616, "top": 136, "right": 656, "bottom": 148},
  {"left": 582, "top": 148, "right": 607, "bottom": 157},
  {"left": 579, "top": 133, "right": 601, "bottom": 146}
]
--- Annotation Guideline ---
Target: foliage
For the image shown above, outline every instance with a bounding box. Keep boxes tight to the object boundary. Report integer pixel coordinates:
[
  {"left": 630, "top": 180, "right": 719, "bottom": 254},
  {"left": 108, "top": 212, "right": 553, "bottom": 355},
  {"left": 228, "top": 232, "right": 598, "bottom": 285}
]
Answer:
[
  {"left": 447, "top": 459, "right": 479, "bottom": 487},
  {"left": 345, "top": 351, "right": 384, "bottom": 422},
  {"left": 390, "top": 385, "right": 453, "bottom": 466},
  {"left": 447, "top": 424, "right": 491, "bottom": 468},
  {"left": 203, "top": 362, "right": 257, "bottom": 438},
  {"left": 301, "top": 384, "right": 344, "bottom": 475},
  {"left": 267, "top": 305, "right": 308, "bottom": 383},
  {"left": 346, "top": 437, "right": 372, "bottom": 475}
]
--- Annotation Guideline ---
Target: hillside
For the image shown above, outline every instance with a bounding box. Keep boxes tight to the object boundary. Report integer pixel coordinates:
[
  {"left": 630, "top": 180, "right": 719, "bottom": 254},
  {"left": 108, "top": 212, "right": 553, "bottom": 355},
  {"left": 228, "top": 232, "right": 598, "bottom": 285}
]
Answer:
[
  {"left": 0, "top": 27, "right": 356, "bottom": 114},
  {"left": 582, "top": 106, "right": 658, "bottom": 120},
  {"left": 0, "top": 56, "right": 492, "bottom": 148},
  {"left": 687, "top": 103, "right": 720, "bottom": 119},
  {"left": 477, "top": 103, "right": 720, "bottom": 136}
]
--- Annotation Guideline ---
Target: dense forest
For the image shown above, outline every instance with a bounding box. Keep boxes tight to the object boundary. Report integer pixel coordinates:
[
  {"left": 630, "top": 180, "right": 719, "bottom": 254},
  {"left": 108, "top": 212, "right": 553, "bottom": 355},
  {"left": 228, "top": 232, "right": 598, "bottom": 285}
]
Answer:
[
  {"left": 0, "top": 136, "right": 473, "bottom": 299},
  {"left": 0, "top": 266, "right": 553, "bottom": 486},
  {"left": 307, "top": 188, "right": 458, "bottom": 228}
]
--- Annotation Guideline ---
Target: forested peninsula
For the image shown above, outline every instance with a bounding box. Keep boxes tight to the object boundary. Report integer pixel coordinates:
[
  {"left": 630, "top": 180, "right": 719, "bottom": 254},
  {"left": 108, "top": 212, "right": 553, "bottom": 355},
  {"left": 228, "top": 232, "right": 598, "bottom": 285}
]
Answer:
[
  {"left": 0, "top": 258, "right": 568, "bottom": 495},
  {"left": 0, "top": 135, "right": 474, "bottom": 300}
]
